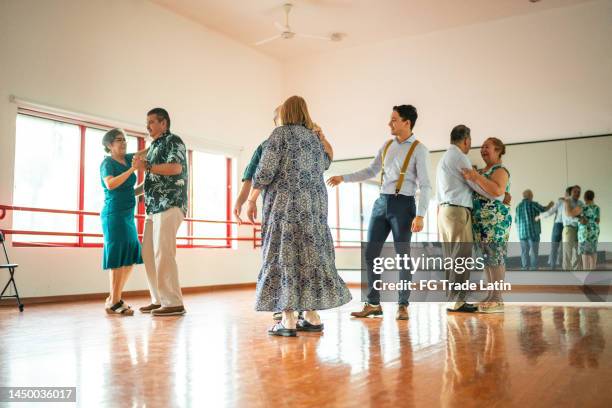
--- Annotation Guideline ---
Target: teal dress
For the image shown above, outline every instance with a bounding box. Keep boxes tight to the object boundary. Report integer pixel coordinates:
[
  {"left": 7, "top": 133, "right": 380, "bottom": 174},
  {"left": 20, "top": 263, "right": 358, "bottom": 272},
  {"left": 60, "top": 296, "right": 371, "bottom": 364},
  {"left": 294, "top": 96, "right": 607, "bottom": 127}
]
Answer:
[
  {"left": 472, "top": 164, "right": 512, "bottom": 266},
  {"left": 100, "top": 154, "right": 143, "bottom": 270},
  {"left": 578, "top": 204, "right": 600, "bottom": 254}
]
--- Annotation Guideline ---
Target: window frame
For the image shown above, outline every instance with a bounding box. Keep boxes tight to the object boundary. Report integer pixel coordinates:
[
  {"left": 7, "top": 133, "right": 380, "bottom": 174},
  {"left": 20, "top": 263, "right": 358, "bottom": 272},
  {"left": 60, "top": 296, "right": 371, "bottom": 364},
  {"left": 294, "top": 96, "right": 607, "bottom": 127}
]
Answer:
[
  {"left": 333, "top": 183, "right": 438, "bottom": 248},
  {"left": 11, "top": 109, "right": 234, "bottom": 249}
]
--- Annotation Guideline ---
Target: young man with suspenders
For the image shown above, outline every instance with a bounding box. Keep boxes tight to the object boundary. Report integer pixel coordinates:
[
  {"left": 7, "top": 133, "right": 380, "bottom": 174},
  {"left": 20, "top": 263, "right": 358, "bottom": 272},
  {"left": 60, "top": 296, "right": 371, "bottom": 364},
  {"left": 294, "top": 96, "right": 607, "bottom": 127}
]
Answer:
[{"left": 327, "top": 105, "right": 431, "bottom": 320}]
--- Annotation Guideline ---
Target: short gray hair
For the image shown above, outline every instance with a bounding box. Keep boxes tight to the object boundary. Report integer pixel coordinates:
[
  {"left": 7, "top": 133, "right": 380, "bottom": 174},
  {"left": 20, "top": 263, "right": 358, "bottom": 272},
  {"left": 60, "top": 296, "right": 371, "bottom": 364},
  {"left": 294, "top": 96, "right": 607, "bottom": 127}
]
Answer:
[{"left": 102, "top": 128, "right": 126, "bottom": 153}]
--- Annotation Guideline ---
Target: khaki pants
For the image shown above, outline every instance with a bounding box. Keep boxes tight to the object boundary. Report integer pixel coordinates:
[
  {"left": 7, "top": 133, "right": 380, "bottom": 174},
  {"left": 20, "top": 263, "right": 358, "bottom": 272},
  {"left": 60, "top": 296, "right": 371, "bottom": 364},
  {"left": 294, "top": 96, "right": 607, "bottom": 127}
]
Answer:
[
  {"left": 562, "top": 226, "right": 581, "bottom": 271},
  {"left": 143, "top": 207, "right": 185, "bottom": 307},
  {"left": 438, "top": 206, "right": 474, "bottom": 303}
]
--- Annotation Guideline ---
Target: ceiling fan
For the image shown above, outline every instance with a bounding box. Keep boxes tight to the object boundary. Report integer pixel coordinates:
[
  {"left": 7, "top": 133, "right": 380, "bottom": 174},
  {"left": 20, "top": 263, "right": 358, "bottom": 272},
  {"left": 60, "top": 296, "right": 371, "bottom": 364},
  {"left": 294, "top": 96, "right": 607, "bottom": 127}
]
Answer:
[{"left": 254, "top": 3, "right": 345, "bottom": 46}]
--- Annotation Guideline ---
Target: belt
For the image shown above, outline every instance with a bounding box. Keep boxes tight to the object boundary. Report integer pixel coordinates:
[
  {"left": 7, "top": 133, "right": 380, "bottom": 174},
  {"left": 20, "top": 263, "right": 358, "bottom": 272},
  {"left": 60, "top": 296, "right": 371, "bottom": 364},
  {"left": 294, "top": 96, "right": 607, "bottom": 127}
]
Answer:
[{"left": 440, "top": 202, "right": 470, "bottom": 209}]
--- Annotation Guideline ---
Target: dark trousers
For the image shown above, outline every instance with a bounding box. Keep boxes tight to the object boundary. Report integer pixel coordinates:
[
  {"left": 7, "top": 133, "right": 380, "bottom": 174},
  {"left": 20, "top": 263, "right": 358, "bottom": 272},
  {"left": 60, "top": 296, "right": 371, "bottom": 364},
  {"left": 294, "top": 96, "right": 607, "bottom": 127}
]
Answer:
[
  {"left": 520, "top": 237, "right": 540, "bottom": 270},
  {"left": 365, "top": 194, "right": 415, "bottom": 305},
  {"left": 549, "top": 222, "right": 563, "bottom": 269}
]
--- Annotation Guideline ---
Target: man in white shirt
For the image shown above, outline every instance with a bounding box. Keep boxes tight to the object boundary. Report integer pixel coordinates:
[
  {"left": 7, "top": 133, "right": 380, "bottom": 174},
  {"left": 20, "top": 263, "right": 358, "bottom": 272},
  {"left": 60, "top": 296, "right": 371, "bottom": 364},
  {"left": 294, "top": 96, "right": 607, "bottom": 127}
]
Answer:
[
  {"left": 436, "top": 125, "right": 505, "bottom": 312},
  {"left": 327, "top": 105, "right": 431, "bottom": 320},
  {"left": 536, "top": 186, "right": 573, "bottom": 269},
  {"left": 562, "top": 185, "right": 584, "bottom": 270}
]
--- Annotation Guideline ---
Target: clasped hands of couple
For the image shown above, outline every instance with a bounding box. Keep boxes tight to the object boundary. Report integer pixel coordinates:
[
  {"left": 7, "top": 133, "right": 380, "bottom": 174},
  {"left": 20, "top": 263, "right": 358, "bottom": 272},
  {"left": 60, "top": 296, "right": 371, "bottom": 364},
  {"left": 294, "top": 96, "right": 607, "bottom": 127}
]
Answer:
[{"left": 131, "top": 155, "right": 148, "bottom": 171}]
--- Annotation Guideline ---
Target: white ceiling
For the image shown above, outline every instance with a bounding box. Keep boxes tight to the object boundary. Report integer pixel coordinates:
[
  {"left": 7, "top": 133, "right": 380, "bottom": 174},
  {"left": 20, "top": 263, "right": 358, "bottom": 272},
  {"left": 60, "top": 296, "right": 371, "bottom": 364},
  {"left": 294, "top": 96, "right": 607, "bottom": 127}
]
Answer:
[{"left": 150, "top": 0, "right": 592, "bottom": 60}]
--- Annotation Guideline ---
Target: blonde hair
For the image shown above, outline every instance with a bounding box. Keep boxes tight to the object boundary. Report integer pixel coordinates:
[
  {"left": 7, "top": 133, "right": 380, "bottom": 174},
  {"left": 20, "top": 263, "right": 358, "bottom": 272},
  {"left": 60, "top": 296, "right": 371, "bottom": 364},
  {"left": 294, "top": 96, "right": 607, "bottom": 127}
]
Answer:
[{"left": 280, "top": 96, "right": 314, "bottom": 130}]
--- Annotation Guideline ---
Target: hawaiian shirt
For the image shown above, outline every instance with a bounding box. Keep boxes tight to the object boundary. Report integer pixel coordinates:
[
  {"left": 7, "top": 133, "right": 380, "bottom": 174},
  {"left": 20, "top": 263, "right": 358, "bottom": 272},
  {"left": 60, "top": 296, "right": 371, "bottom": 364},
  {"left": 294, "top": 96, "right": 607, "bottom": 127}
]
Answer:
[{"left": 144, "top": 131, "right": 189, "bottom": 216}]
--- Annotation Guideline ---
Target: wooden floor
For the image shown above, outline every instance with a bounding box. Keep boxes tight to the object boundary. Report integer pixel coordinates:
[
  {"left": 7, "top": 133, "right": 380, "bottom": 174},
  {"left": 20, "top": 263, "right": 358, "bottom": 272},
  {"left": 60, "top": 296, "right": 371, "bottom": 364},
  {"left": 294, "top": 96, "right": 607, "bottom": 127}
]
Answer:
[{"left": 1, "top": 289, "right": 611, "bottom": 408}]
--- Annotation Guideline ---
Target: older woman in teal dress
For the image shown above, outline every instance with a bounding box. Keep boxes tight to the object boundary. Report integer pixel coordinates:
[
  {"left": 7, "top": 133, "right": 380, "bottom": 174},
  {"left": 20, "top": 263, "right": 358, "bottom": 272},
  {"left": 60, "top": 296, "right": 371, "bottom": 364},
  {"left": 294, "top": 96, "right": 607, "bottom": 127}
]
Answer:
[
  {"left": 578, "top": 190, "right": 600, "bottom": 270},
  {"left": 100, "top": 128, "right": 144, "bottom": 315},
  {"left": 462, "top": 137, "right": 511, "bottom": 314}
]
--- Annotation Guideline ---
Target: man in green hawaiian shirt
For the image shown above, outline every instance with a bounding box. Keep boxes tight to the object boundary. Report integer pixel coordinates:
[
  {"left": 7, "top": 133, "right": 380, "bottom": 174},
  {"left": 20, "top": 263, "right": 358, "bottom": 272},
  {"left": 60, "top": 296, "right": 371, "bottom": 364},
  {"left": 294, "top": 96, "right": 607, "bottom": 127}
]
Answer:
[{"left": 133, "top": 108, "right": 188, "bottom": 316}]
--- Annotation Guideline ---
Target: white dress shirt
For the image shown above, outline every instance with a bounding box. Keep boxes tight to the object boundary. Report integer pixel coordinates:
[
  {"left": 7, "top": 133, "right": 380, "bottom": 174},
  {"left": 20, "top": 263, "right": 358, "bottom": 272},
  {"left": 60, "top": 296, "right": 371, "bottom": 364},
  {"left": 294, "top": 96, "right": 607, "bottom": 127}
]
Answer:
[
  {"left": 540, "top": 198, "right": 564, "bottom": 224},
  {"left": 436, "top": 144, "right": 503, "bottom": 208},
  {"left": 343, "top": 135, "right": 432, "bottom": 217},
  {"left": 562, "top": 199, "right": 584, "bottom": 227}
]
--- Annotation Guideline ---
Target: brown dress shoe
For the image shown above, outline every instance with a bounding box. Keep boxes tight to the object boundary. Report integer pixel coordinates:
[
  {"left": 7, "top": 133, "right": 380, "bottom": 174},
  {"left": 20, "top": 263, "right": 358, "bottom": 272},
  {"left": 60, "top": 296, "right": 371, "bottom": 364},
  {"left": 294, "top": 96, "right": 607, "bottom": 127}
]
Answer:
[
  {"left": 351, "top": 303, "right": 383, "bottom": 318},
  {"left": 139, "top": 303, "right": 161, "bottom": 313},
  {"left": 152, "top": 306, "right": 186, "bottom": 316},
  {"left": 396, "top": 305, "right": 409, "bottom": 320}
]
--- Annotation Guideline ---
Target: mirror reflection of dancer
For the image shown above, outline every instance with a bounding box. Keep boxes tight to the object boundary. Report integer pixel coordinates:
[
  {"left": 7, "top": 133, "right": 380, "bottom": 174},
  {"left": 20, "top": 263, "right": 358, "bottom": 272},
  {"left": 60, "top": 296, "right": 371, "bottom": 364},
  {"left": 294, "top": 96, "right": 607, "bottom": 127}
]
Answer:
[
  {"left": 561, "top": 185, "right": 584, "bottom": 271},
  {"left": 536, "top": 186, "right": 574, "bottom": 270},
  {"left": 576, "top": 190, "right": 600, "bottom": 270},
  {"left": 327, "top": 105, "right": 431, "bottom": 321}
]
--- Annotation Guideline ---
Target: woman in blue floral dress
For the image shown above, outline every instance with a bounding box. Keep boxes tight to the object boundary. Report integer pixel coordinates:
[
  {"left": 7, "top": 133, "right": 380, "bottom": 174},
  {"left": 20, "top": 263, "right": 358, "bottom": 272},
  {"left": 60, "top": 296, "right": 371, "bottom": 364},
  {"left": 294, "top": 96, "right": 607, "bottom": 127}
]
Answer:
[
  {"left": 462, "top": 137, "right": 511, "bottom": 314},
  {"left": 578, "top": 190, "right": 600, "bottom": 270},
  {"left": 252, "top": 96, "right": 352, "bottom": 337}
]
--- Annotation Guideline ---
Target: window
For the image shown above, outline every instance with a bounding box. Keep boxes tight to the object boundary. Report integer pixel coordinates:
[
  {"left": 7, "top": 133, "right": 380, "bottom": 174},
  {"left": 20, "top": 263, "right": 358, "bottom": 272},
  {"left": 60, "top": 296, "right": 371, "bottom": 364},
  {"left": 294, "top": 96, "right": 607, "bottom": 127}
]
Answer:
[
  {"left": 337, "top": 183, "right": 362, "bottom": 246},
  {"left": 13, "top": 115, "right": 81, "bottom": 244},
  {"left": 190, "top": 151, "right": 232, "bottom": 248},
  {"left": 11, "top": 111, "right": 233, "bottom": 248},
  {"left": 327, "top": 185, "right": 338, "bottom": 241},
  {"left": 330, "top": 181, "right": 438, "bottom": 247}
]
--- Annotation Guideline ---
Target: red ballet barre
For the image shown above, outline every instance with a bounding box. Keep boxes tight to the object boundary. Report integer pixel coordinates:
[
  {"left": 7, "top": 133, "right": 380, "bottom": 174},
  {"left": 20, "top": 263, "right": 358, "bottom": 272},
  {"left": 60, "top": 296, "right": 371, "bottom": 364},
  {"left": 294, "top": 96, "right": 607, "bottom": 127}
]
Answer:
[
  {"left": 0, "top": 204, "right": 364, "bottom": 248},
  {"left": 0, "top": 204, "right": 261, "bottom": 226},
  {"left": 0, "top": 204, "right": 263, "bottom": 248}
]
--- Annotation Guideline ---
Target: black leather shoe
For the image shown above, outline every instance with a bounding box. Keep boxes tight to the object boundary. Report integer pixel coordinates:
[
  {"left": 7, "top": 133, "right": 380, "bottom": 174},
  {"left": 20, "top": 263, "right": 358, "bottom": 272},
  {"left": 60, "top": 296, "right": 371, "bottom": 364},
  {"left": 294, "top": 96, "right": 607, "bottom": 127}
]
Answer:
[
  {"left": 447, "top": 303, "right": 478, "bottom": 313},
  {"left": 296, "top": 319, "right": 324, "bottom": 332}
]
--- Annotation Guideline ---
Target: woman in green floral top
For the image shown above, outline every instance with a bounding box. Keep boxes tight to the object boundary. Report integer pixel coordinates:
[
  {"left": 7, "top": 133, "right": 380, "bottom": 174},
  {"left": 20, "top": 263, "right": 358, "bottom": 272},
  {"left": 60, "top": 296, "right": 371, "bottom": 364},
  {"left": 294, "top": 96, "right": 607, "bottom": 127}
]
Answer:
[
  {"left": 462, "top": 137, "right": 511, "bottom": 314},
  {"left": 578, "top": 190, "right": 600, "bottom": 270}
]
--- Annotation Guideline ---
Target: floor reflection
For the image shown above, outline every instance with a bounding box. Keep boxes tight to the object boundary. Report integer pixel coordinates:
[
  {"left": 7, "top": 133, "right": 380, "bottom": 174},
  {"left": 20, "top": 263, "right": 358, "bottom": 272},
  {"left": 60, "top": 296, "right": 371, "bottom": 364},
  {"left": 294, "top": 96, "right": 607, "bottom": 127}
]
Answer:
[
  {"left": 443, "top": 314, "right": 510, "bottom": 407},
  {"left": 102, "top": 317, "right": 183, "bottom": 408},
  {"left": 554, "top": 307, "right": 606, "bottom": 369}
]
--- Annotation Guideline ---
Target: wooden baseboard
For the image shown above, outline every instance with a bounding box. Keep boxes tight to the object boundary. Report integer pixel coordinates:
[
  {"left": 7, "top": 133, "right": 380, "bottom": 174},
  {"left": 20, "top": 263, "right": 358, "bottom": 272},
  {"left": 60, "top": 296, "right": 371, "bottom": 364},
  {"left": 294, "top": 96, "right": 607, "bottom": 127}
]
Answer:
[{"left": 0, "top": 282, "right": 256, "bottom": 306}]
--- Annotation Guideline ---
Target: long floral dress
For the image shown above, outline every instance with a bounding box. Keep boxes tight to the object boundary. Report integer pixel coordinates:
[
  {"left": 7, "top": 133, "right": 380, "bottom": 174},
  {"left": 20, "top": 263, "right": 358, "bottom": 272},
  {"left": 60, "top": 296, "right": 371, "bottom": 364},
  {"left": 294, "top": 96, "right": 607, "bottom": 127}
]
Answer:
[
  {"left": 578, "top": 204, "right": 600, "bottom": 254},
  {"left": 252, "top": 125, "right": 352, "bottom": 312},
  {"left": 472, "top": 164, "right": 512, "bottom": 266}
]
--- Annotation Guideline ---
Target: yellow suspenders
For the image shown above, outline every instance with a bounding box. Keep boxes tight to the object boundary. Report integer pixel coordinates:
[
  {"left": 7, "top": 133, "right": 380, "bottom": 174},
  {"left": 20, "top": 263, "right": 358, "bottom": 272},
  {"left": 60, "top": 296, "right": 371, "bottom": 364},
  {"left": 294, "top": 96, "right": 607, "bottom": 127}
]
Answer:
[{"left": 380, "top": 139, "right": 421, "bottom": 195}]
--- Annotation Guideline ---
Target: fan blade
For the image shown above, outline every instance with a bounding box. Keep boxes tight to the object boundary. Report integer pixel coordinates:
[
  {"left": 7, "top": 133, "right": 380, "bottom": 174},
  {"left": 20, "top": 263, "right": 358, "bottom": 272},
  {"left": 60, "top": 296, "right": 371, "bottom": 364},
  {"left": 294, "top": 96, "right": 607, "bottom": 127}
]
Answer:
[
  {"left": 254, "top": 35, "right": 282, "bottom": 46},
  {"left": 296, "top": 33, "right": 331, "bottom": 41}
]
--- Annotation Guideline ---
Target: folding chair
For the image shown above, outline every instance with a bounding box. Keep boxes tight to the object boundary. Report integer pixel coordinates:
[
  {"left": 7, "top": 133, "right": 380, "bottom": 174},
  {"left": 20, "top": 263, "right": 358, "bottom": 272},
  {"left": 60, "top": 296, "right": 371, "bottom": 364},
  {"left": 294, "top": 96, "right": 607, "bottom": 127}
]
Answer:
[{"left": 0, "top": 231, "right": 24, "bottom": 312}]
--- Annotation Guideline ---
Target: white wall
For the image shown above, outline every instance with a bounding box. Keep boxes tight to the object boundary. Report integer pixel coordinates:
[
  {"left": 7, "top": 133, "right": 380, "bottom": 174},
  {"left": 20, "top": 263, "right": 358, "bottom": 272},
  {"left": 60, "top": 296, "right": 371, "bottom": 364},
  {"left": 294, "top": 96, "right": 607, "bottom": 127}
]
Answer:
[
  {"left": 0, "top": 0, "right": 282, "bottom": 297},
  {"left": 282, "top": 0, "right": 612, "bottom": 159}
]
